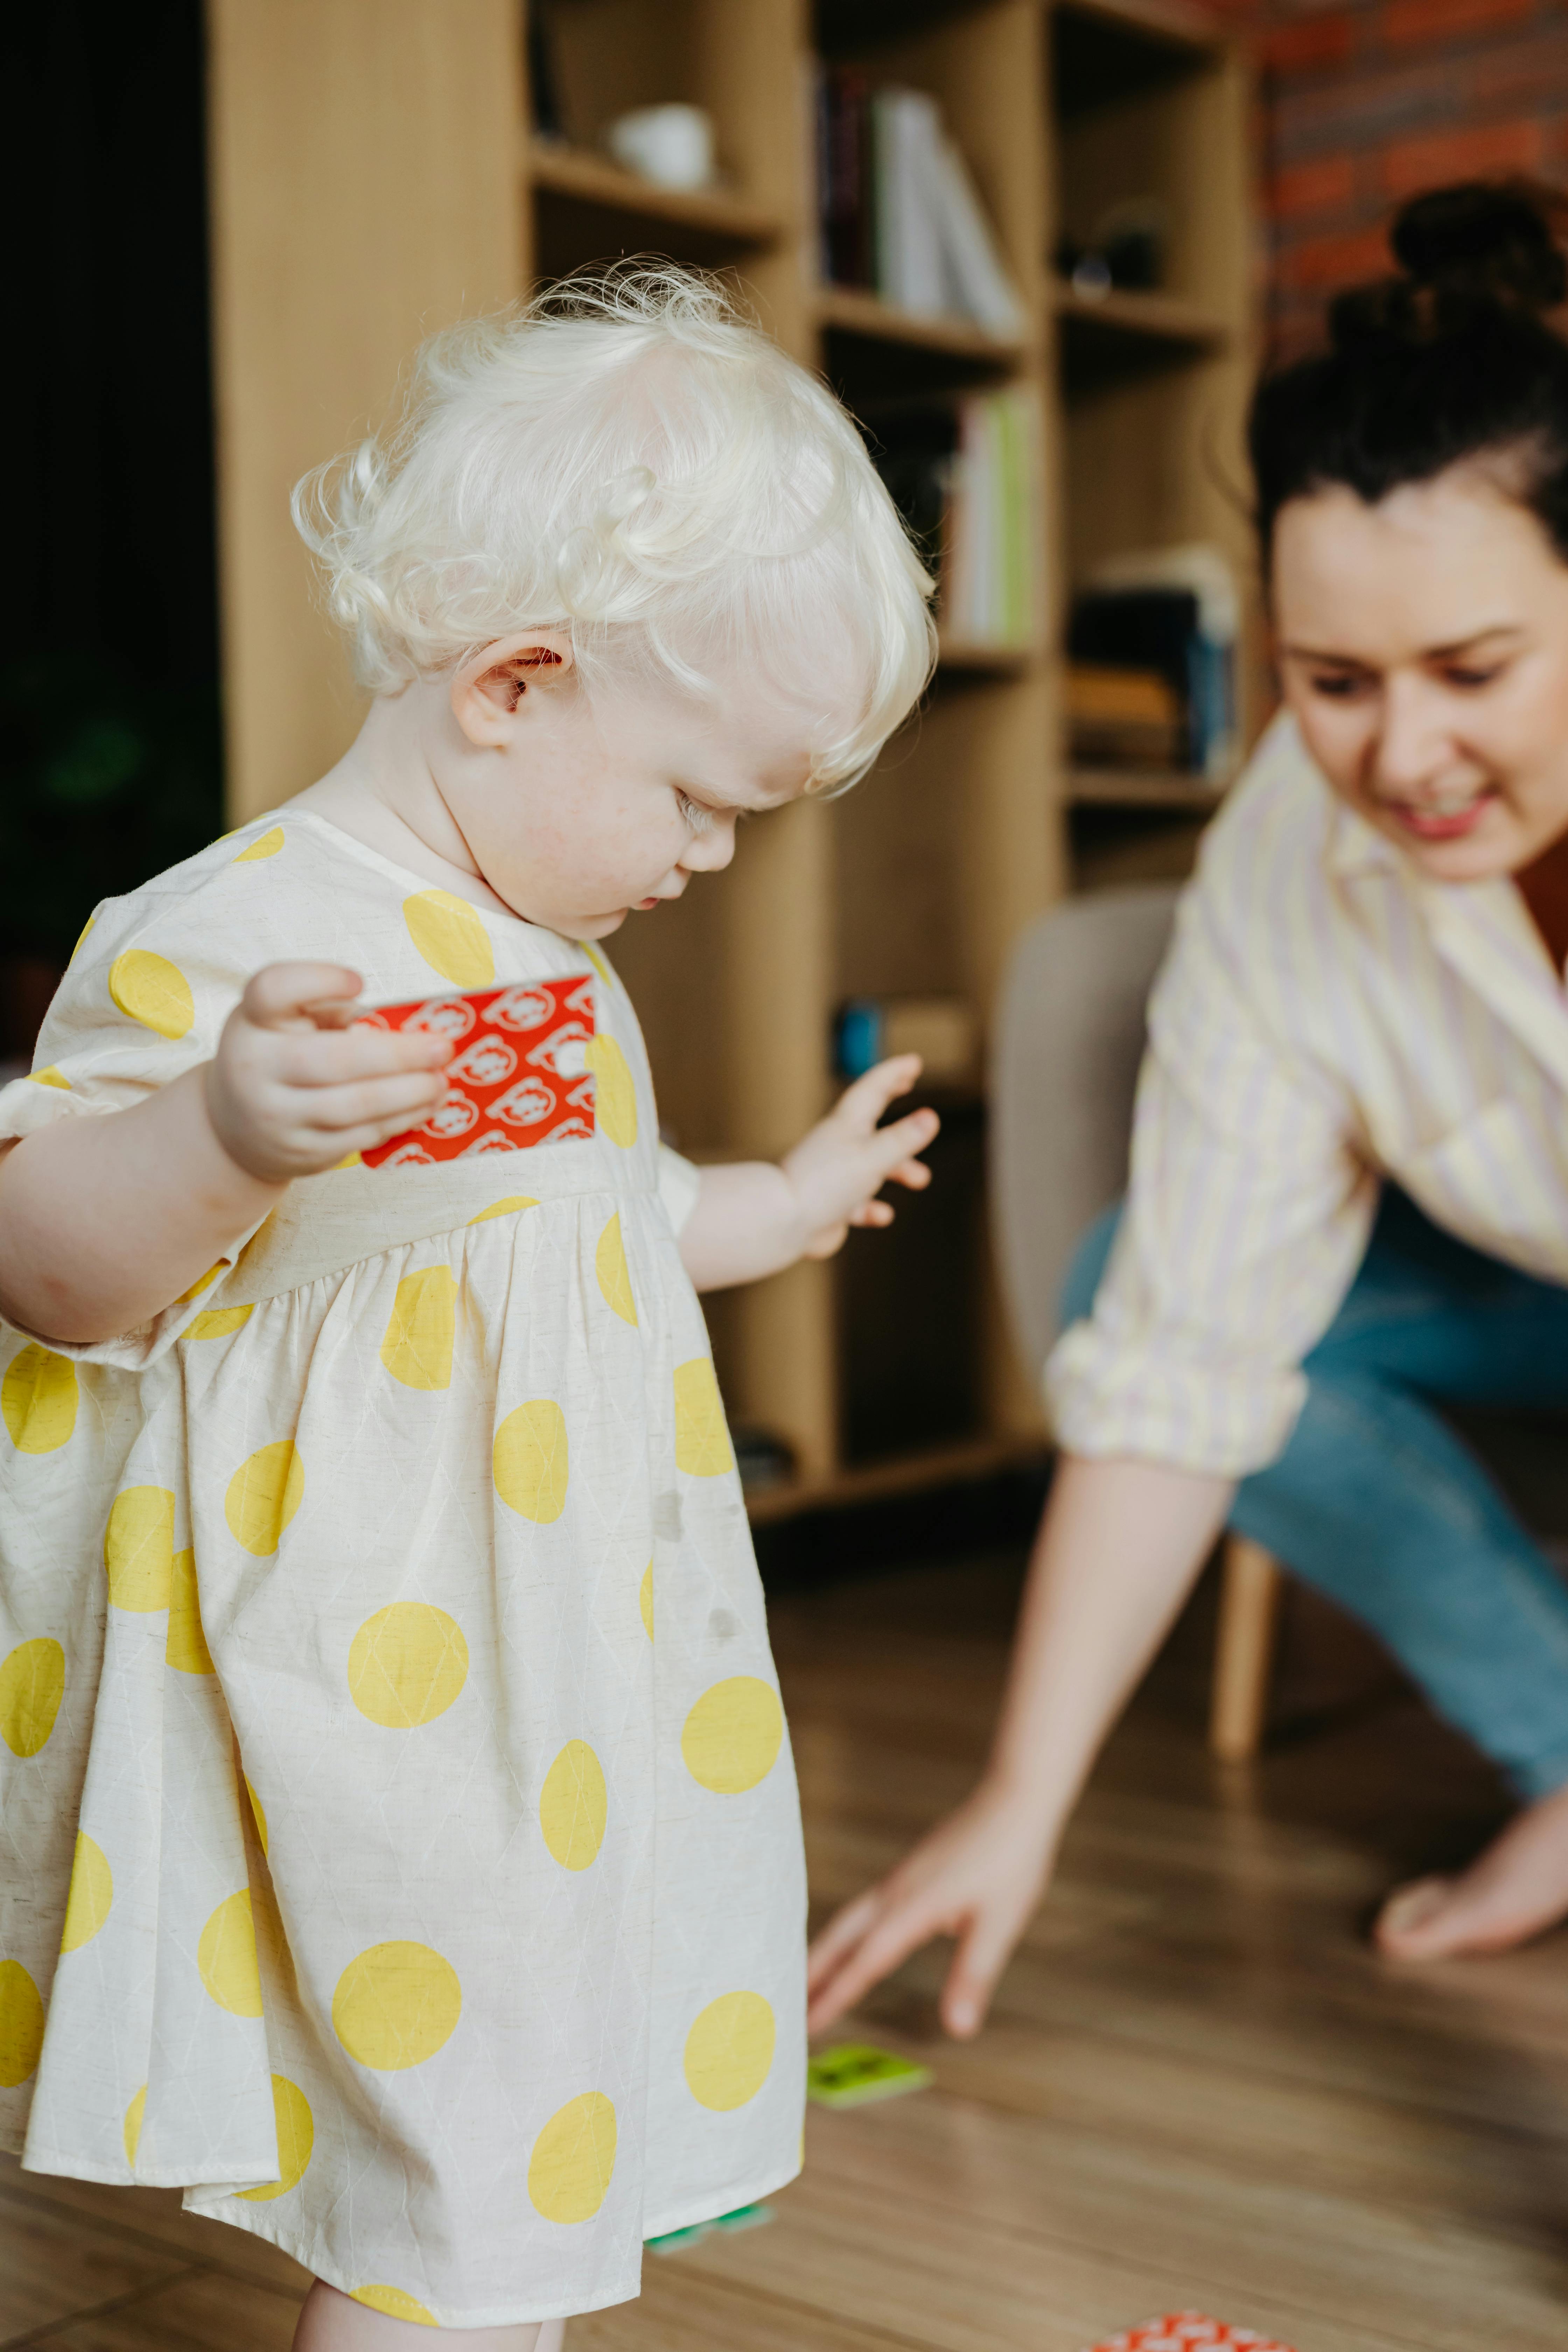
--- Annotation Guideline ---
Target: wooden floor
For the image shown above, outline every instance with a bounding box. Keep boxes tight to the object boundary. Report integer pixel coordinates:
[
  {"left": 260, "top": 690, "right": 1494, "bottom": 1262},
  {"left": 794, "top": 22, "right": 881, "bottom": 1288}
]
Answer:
[{"left": 7, "top": 1547, "right": 1568, "bottom": 2350}]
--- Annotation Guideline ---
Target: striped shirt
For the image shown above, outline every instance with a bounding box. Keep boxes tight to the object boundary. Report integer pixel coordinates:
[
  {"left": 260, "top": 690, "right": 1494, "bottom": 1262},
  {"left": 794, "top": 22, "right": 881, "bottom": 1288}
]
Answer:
[{"left": 1046, "top": 712, "right": 1568, "bottom": 1475}]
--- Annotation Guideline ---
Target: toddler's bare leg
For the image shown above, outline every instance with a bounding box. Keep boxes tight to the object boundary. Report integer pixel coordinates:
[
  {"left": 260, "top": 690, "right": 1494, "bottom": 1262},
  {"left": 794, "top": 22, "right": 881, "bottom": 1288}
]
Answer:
[{"left": 293, "top": 2280, "right": 570, "bottom": 2349}]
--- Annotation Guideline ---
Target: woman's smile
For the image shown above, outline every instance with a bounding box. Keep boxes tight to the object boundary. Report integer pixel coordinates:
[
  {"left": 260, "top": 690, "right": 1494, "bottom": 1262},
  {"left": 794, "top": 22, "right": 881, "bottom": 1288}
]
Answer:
[{"left": 1377, "top": 782, "right": 1500, "bottom": 841}]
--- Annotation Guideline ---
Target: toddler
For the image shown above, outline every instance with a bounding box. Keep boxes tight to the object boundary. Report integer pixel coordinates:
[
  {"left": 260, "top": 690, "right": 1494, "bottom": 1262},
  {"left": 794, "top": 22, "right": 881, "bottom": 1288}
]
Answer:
[{"left": 0, "top": 272, "right": 935, "bottom": 2347}]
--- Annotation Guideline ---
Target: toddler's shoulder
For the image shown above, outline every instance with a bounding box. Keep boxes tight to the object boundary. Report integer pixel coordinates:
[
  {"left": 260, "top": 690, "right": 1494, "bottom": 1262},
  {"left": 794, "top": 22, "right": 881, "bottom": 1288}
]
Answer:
[
  {"left": 74, "top": 808, "right": 390, "bottom": 978},
  {"left": 31, "top": 810, "right": 404, "bottom": 1092}
]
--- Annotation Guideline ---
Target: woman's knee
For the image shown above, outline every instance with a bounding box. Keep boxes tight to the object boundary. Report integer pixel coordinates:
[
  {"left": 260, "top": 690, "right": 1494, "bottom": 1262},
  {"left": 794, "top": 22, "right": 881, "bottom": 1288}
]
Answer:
[{"left": 1059, "top": 1199, "right": 1125, "bottom": 1331}]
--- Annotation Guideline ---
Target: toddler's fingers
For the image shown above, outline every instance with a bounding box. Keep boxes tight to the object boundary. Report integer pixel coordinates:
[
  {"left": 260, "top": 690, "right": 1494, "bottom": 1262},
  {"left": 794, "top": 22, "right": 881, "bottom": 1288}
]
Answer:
[
  {"left": 883, "top": 1156, "right": 934, "bottom": 1191},
  {"left": 277, "top": 1023, "right": 453, "bottom": 1086},
  {"left": 864, "top": 1108, "right": 939, "bottom": 1177},
  {"left": 834, "top": 1055, "right": 923, "bottom": 1130},
  {"left": 307, "top": 1072, "right": 448, "bottom": 1134},
  {"left": 241, "top": 962, "right": 364, "bottom": 1030},
  {"left": 847, "top": 1200, "right": 895, "bottom": 1227}
]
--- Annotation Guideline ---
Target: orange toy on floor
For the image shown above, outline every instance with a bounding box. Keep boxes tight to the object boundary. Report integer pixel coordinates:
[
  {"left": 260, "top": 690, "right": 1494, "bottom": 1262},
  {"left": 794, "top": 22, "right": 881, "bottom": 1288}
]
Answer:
[{"left": 1083, "top": 2320, "right": 1296, "bottom": 2352}]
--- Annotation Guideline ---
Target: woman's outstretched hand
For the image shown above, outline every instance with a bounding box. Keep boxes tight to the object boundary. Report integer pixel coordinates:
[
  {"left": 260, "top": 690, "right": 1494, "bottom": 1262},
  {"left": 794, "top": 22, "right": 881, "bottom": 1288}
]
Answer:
[{"left": 806, "top": 1782, "right": 1057, "bottom": 2040}]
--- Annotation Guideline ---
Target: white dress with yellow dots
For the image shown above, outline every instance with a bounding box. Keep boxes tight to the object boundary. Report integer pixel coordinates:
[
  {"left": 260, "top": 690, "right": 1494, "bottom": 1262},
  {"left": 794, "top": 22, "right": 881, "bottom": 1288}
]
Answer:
[{"left": 0, "top": 810, "right": 805, "bottom": 2329}]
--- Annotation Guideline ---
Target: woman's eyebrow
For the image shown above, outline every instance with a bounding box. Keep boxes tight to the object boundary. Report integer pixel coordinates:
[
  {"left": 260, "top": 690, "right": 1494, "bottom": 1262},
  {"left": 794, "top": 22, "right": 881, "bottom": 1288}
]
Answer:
[
  {"left": 1280, "top": 625, "right": 1527, "bottom": 665},
  {"left": 1422, "top": 625, "right": 1527, "bottom": 657}
]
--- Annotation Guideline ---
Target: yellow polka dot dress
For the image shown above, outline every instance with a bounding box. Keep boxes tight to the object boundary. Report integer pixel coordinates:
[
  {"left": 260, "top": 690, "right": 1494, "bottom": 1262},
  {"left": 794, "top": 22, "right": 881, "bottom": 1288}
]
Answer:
[{"left": 0, "top": 812, "right": 806, "bottom": 2328}]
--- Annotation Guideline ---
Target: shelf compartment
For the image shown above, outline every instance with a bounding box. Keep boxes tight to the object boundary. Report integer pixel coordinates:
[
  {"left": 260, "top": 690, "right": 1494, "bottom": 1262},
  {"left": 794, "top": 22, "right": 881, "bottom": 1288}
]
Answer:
[
  {"left": 1053, "top": 278, "right": 1228, "bottom": 347},
  {"left": 1068, "top": 766, "right": 1226, "bottom": 810},
  {"left": 938, "top": 635, "right": 1041, "bottom": 674},
  {"left": 816, "top": 283, "right": 1028, "bottom": 368},
  {"left": 528, "top": 142, "right": 784, "bottom": 267},
  {"left": 746, "top": 1433, "right": 1048, "bottom": 1525},
  {"left": 1054, "top": 0, "right": 1219, "bottom": 121}
]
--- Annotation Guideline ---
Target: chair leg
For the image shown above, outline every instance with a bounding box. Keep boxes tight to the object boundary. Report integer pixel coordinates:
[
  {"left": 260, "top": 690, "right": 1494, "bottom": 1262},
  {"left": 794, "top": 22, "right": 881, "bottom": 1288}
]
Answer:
[{"left": 1209, "top": 1533, "right": 1284, "bottom": 1762}]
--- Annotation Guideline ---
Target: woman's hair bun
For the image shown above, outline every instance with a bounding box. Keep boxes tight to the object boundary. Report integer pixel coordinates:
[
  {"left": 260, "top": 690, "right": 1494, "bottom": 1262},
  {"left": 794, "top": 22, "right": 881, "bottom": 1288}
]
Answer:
[
  {"left": 1327, "top": 179, "right": 1566, "bottom": 351},
  {"left": 1393, "top": 179, "right": 1567, "bottom": 310}
]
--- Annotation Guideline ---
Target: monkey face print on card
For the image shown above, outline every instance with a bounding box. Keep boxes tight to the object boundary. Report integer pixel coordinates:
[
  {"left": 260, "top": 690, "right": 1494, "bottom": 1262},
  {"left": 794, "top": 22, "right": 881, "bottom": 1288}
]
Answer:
[{"left": 354, "top": 976, "right": 597, "bottom": 1168}]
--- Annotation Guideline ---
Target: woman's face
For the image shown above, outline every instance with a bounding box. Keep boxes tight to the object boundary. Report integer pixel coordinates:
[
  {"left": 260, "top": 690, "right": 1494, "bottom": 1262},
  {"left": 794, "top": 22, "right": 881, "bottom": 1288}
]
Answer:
[{"left": 1273, "top": 465, "right": 1568, "bottom": 881}]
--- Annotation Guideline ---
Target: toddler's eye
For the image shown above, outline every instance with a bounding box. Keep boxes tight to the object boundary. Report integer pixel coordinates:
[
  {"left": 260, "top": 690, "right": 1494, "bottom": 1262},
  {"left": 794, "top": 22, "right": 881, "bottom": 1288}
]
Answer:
[{"left": 676, "top": 790, "right": 719, "bottom": 835}]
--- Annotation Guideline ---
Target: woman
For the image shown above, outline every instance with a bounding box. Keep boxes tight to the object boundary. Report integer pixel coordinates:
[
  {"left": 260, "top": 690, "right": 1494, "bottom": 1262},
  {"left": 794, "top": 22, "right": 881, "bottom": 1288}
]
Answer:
[{"left": 810, "top": 180, "right": 1568, "bottom": 2040}]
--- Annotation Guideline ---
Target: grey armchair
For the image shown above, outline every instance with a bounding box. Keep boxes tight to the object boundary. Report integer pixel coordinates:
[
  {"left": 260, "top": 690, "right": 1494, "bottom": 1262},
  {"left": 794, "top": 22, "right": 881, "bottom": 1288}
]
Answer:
[{"left": 991, "top": 884, "right": 1283, "bottom": 1760}]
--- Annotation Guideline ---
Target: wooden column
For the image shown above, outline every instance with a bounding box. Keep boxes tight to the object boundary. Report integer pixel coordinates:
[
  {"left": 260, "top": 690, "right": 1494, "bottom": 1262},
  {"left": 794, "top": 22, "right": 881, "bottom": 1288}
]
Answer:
[{"left": 205, "top": 0, "right": 526, "bottom": 821}]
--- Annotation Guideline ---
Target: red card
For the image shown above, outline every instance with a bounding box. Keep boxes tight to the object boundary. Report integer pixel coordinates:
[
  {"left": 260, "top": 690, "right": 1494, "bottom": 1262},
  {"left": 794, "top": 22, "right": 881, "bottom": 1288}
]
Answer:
[
  {"left": 353, "top": 976, "right": 597, "bottom": 1169},
  {"left": 1081, "top": 2323, "right": 1296, "bottom": 2352}
]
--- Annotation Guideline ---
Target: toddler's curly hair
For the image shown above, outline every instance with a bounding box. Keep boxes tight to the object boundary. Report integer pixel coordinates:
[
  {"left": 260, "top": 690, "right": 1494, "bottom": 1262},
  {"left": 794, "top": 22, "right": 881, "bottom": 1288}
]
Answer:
[{"left": 293, "top": 267, "right": 936, "bottom": 788}]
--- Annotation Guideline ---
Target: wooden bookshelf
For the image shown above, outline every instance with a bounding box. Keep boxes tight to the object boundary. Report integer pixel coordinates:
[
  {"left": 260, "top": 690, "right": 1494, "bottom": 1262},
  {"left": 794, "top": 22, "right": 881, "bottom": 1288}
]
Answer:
[
  {"left": 815, "top": 283, "right": 1029, "bottom": 366},
  {"left": 528, "top": 140, "right": 785, "bottom": 253},
  {"left": 1069, "top": 766, "right": 1227, "bottom": 810},
  {"left": 205, "top": 0, "right": 1255, "bottom": 1521}
]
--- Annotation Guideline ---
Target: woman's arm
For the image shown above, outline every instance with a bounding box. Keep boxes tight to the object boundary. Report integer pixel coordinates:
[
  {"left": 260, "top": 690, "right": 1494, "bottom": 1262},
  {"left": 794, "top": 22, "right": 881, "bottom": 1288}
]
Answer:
[
  {"left": 805, "top": 1450, "right": 1233, "bottom": 2036},
  {"left": 678, "top": 1057, "right": 938, "bottom": 1293},
  {"left": 0, "top": 964, "right": 452, "bottom": 1344}
]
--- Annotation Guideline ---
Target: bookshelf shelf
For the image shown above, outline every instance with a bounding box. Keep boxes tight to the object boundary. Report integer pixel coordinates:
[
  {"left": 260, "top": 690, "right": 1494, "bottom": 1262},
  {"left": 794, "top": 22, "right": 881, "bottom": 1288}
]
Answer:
[
  {"left": 937, "top": 635, "right": 1041, "bottom": 674},
  {"left": 1052, "top": 278, "right": 1228, "bottom": 350},
  {"left": 1060, "top": 0, "right": 1218, "bottom": 56},
  {"left": 745, "top": 1432, "right": 1047, "bottom": 1527},
  {"left": 1069, "top": 767, "right": 1228, "bottom": 811},
  {"left": 209, "top": 0, "right": 1254, "bottom": 1514},
  {"left": 528, "top": 142, "right": 784, "bottom": 251},
  {"left": 815, "top": 284, "right": 1028, "bottom": 368}
]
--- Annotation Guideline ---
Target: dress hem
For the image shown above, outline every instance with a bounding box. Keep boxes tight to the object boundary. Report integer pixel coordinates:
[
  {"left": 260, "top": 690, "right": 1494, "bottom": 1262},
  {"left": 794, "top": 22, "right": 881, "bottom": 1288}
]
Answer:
[{"left": 180, "top": 2153, "right": 805, "bottom": 2329}]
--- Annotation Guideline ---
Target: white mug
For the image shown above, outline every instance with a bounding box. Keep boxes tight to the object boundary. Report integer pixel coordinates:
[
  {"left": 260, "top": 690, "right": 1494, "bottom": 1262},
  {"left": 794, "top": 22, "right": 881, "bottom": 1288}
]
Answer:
[{"left": 606, "top": 103, "right": 716, "bottom": 192}]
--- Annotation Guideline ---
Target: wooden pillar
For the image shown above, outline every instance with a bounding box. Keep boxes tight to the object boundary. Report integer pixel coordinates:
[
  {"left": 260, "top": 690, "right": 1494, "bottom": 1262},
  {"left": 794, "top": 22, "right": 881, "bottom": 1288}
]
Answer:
[{"left": 204, "top": 0, "right": 526, "bottom": 821}]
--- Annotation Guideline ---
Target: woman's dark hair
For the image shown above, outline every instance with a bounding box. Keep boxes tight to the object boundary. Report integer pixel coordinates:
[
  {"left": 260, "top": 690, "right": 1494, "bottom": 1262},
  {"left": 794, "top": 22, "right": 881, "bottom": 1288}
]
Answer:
[{"left": 1248, "top": 180, "right": 1568, "bottom": 572}]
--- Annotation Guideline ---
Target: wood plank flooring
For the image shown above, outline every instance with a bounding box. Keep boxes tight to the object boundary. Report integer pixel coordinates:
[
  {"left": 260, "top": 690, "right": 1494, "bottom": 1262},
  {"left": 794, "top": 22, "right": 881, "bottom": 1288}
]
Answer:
[{"left": 6, "top": 1548, "right": 1566, "bottom": 2350}]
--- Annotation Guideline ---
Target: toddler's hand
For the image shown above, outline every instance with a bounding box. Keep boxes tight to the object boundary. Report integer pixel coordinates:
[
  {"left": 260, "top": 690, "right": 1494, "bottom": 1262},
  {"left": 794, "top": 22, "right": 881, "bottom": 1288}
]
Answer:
[
  {"left": 203, "top": 963, "right": 452, "bottom": 1182},
  {"left": 782, "top": 1056, "right": 938, "bottom": 1260}
]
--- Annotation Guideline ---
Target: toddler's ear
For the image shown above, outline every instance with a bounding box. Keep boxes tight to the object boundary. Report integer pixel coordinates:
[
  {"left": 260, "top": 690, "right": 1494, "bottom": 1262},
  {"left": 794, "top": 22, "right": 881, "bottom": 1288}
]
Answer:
[{"left": 450, "top": 631, "right": 576, "bottom": 746}]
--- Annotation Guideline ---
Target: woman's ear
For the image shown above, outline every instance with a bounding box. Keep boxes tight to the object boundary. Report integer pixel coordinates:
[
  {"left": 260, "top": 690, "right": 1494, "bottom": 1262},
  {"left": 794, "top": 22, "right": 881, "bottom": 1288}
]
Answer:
[{"left": 450, "top": 632, "right": 576, "bottom": 748}]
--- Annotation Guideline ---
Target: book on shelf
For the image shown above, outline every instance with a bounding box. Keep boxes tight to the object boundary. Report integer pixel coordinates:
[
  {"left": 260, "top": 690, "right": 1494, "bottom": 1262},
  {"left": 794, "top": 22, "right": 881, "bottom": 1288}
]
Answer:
[
  {"left": 816, "top": 69, "right": 1024, "bottom": 337},
  {"left": 1068, "top": 545, "right": 1240, "bottom": 781},
  {"left": 1066, "top": 664, "right": 1184, "bottom": 770},
  {"left": 870, "top": 387, "right": 1043, "bottom": 652}
]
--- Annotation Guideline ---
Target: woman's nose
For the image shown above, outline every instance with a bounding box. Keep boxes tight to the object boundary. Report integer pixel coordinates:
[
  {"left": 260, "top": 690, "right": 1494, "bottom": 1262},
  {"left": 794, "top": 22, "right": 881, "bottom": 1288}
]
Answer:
[{"left": 1372, "top": 676, "right": 1452, "bottom": 791}]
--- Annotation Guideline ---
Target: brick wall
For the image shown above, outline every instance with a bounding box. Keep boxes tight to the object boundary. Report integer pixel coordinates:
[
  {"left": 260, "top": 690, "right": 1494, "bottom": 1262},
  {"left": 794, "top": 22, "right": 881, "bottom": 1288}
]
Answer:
[{"left": 1239, "top": 0, "right": 1568, "bottom": 357}]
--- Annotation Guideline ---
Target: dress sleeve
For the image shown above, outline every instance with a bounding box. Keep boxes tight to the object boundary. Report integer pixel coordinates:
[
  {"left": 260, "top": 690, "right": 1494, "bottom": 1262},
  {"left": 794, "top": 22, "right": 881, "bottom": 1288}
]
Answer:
[
  {"left": 1044, "top": 869, "right": 1378, "bottom": 1478},
  {"left": 0, "top": 892, "right": 273, "bottom": 1368},
  {"left": 657, "top": 1143, "right": 703, "bottom": 1238}
]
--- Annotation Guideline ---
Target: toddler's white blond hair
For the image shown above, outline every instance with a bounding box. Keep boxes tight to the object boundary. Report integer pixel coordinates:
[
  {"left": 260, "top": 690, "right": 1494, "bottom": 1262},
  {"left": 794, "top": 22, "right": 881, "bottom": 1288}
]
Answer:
[{"left": 294, "top": 267, "right": 936, "bottom": 788}]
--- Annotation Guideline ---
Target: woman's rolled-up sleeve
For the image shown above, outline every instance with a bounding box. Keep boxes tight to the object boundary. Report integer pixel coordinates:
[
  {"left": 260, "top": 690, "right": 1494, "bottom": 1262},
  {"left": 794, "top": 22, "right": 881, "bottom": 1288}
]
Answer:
[{"left": 1044, "top": 877, "right": 1378, "bottom": 1478}]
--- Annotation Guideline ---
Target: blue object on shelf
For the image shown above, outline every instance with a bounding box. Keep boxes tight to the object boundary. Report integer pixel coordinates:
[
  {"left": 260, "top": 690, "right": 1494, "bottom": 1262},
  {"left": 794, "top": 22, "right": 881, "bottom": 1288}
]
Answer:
[{"left": 834, "top": 999, "right": 883, "bottom": 1080}]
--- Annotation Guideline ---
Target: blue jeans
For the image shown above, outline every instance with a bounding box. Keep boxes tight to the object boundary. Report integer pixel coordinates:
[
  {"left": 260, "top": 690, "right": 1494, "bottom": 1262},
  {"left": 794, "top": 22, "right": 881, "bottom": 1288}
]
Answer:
[{"left": 1064, "top": 1189, "right": 1568, "bottom": 1799}]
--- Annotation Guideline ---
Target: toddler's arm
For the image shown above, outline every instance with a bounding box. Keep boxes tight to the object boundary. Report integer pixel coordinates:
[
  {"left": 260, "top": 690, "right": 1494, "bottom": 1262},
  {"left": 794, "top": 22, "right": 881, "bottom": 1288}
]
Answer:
[
  {"left": 678, "top": 1056, "right": 937, "bottom": 1293},
  {"left": 0, "top": 964, "right": 450, "bottom": 1346}
]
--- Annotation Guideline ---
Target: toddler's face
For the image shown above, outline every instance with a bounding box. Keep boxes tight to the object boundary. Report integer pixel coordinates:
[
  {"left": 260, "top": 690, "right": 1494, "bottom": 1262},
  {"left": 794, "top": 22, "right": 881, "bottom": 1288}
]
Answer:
[{"left": 446, "top": 648, "right": 841, "bottom": 938}]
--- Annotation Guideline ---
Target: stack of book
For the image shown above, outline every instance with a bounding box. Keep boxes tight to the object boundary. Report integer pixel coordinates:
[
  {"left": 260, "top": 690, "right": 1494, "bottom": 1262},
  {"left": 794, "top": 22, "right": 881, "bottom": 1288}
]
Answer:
[
  {"left": 1068, "top": 545, "right": 1240, "bottom": 781},
  {"left": 870, "top": 389, "right": 1043, "bottom": 652},
  {"left": 817, "top": 72, "right": 1024, "bottom": 337},
  {"left": 1066, "top": 665, "right": 1184, "bottom": 770}
]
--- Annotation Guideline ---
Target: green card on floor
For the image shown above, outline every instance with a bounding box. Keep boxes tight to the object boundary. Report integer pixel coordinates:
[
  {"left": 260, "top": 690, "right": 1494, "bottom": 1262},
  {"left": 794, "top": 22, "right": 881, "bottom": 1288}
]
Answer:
[{"left": 806, "top": 2044, "right": 932, "bottom": 2108}]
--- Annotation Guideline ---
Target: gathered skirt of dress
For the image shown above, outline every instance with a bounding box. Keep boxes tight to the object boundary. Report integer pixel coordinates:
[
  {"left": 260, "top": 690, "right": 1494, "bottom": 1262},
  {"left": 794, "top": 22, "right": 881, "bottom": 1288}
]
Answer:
[{"left": 0, "top": 1160, "right": 806, "bottom": 2329}]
